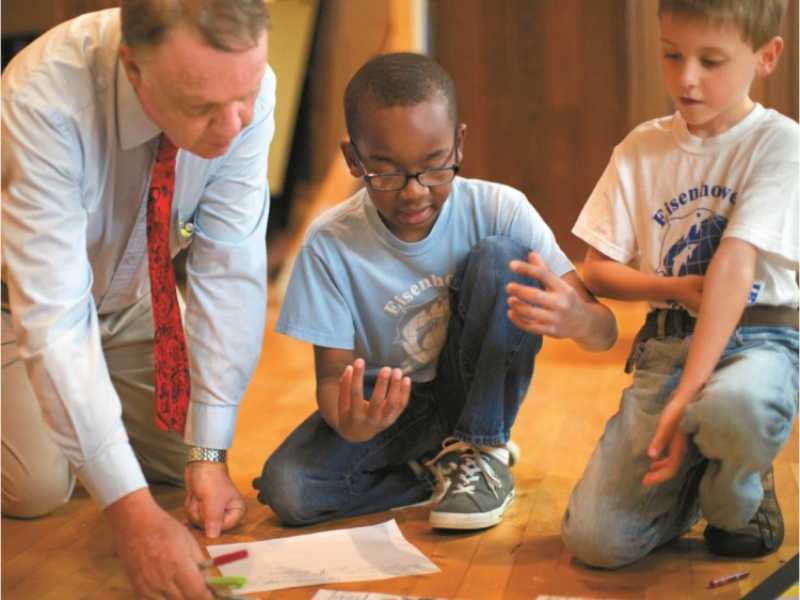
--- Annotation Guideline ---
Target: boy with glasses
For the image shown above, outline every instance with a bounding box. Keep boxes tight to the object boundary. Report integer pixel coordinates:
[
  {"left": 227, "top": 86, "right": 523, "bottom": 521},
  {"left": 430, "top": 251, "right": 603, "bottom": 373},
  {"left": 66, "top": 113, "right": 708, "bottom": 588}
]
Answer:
[{"left": 253, "top": 52, "right": 617, "bottom": 530}]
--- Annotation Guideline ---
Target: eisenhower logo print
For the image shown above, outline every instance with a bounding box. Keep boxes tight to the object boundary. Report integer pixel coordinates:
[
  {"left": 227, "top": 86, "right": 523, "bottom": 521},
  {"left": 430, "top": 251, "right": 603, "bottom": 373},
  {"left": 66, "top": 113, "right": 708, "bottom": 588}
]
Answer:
[
  {"left": 657, "top": 208, "right": 728, "bottom": 277},
  {"left": 395, "top": 294, "right": 450, "bottom": 373}
]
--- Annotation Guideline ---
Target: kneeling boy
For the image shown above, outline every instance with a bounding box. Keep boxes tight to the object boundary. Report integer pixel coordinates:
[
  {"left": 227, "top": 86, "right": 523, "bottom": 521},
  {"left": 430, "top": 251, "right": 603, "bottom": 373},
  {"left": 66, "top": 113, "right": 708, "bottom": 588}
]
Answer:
[{"left": 255, "top": 52, "right": 617, "bottom": 530}]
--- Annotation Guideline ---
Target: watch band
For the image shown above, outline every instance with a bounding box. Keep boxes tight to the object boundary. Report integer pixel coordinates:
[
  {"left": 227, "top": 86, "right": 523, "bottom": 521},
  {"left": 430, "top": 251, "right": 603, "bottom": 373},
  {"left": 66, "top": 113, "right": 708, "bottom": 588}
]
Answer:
[{"left": 187, "top": 446, "right": 227, "bottom": 464}]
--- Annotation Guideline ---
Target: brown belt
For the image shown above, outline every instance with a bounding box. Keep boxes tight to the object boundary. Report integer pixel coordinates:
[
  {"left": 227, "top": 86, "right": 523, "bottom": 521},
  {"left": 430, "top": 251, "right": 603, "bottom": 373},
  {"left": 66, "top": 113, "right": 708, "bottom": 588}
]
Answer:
[{"left": 624, "top": 306, "right": 799, "bottom": 373}]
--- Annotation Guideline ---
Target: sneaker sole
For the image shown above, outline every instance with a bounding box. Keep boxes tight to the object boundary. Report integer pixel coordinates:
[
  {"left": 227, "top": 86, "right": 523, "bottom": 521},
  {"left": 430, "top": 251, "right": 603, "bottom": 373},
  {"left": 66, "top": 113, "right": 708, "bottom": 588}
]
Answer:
[
  {"left": 429, "top": 489, "right": 515, "bottom": 530},
  {"left": 507, "top": 439, "right": 520, "bottom": 467}
]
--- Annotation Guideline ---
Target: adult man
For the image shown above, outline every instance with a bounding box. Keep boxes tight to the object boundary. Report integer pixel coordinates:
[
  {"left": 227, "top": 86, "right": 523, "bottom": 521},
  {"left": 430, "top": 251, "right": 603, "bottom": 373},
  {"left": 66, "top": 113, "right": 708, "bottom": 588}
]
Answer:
[{"left": 2, "top": 1, "right": 274, "bottom": 597}]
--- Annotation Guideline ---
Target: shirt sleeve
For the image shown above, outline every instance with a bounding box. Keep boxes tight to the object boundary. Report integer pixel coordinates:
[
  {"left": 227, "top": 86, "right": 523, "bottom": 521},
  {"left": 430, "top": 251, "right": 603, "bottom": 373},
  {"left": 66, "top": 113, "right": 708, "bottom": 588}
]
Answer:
[
  {"left": 571, "top": 148, "right": 639, "bottom": 264},
  {"left": 182, "top": 68, "right": 276, "bottom": 449},
  {"left": 503, "top": 189, "right": 574, "bottom": 277},
  {"left": 275, "top": 240, "right": 356, "bottom": 349},
  {"left": 723, "top": 156, "right": 799, "bottom": 264},
  {"left": 2, "top": 95, "right": 146, "bottom": 508}
]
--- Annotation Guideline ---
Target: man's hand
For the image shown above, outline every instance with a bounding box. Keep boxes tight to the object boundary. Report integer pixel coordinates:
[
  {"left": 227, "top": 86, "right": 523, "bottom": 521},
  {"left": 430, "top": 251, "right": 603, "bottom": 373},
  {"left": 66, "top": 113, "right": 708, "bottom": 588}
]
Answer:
[
  {"left": 507, "top": 252, "right": 590, "bottom": 341},
  {"left": 643, "top": 395, "right": 691, "bottom": 486},
  {"left": 106, "top": 488, "right": 213, "bottom": 599},
  {"left": 184, "top": 462, "right": 246, "bottom": 538},
  {"left": 337, "top": 358, "right": 410, "bottom": 442}
]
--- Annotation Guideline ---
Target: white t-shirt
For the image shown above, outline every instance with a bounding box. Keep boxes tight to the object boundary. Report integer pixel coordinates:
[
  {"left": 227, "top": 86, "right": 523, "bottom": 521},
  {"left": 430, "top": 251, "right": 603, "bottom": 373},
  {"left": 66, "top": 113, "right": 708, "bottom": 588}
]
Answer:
[
  {"left": 277, "top": 177, "right": 574, "bottom": 382},
  {"left": 573, "top": 104, "right": 799, "bottom": 310}
]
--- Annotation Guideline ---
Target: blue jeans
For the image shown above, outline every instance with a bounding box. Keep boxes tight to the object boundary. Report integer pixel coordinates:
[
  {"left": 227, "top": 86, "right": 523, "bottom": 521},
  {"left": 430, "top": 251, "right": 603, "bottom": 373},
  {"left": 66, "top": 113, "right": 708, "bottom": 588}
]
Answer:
[
  {"left": 254, "top": 236, "right": 543, "bottom": 525},
  {"left": 561, "top": 326, "right": 799, "bottom": 568}
]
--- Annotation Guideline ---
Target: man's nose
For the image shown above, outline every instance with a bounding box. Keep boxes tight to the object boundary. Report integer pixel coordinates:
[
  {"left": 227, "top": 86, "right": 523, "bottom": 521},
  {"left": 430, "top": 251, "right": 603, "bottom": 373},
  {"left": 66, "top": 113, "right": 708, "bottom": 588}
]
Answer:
[{"left": 212, "top": 102, "right": 249, "bottom": 139}]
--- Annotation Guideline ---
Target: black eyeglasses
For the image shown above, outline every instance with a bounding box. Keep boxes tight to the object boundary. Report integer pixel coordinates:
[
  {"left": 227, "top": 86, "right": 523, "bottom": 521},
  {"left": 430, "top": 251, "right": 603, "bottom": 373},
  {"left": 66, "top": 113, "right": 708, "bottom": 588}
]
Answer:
[{"left": 350, "top": 132, "right": 460, "bottom": 192}]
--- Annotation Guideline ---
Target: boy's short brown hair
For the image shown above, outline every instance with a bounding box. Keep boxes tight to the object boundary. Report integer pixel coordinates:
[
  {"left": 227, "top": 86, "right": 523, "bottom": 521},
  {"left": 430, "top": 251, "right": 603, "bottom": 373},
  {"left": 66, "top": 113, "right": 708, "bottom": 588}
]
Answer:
[
  {"left": 121, "top": 0, "right": 270, "bottom": 52},
  {"left": 658, "top": 0, "right": 788, "bottom": 49}
]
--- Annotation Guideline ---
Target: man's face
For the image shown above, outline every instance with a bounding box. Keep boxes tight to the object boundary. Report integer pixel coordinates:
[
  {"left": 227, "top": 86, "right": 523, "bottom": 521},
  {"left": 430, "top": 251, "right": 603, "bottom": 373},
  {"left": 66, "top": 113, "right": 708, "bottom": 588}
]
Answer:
[
  {"left": 342, "top": 99, "right": 464, "bottom": 243},
  {"left": 121, "top": 24, "right": 267, "bottom": 158},
  {"left": 659, "top": 14, "right": 764, "bottom": 138}
]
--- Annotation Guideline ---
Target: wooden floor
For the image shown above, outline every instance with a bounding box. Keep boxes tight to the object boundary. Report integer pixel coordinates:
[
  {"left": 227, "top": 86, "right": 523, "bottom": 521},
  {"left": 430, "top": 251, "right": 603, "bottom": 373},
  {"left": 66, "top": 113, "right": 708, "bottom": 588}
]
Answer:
[{"left": 2, "top": 292, "right": 797, "bottom": 599}]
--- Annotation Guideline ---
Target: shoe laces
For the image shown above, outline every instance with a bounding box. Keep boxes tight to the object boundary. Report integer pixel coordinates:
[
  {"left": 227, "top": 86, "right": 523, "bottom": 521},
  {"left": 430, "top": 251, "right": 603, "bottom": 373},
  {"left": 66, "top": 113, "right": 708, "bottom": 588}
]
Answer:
[{"left": 425, "top": 438, "right": 501, "bottom": 499}]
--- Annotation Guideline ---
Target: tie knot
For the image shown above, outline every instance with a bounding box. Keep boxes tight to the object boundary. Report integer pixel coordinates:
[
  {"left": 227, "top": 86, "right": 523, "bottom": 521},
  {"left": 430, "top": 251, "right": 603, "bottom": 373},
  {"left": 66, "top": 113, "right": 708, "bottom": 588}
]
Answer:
[{"left": 157, "top": 134, "right": 178, "bottom": 163}]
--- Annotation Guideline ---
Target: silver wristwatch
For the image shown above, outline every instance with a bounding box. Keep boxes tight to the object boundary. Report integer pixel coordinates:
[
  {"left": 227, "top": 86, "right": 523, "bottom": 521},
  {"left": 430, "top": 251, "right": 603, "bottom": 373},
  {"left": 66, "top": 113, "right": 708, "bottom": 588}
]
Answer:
[{"left": 187, "top": 446, "right": 227, "bottom": 464}]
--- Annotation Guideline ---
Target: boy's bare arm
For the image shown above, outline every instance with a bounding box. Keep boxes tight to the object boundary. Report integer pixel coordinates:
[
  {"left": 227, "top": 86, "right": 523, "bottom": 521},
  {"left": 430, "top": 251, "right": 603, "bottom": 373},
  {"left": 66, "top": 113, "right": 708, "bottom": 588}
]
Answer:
[
  {"left": 645, "top": 237, "right": 758, "bottom": 485},
  {"left": 583, "top": 248, "right": 704, "bottom": 313},
  {"left": 507, "top": 252, "right": 618, "bottom": 351},
  {"left": 314, "top": 346, "right": 410, "bottom": 442},
  {"left": 664, "top": 237, "right": 757, "bottom": 405},
  {"left": 314, "top": 346, "right": 356, "bottom": 430}
]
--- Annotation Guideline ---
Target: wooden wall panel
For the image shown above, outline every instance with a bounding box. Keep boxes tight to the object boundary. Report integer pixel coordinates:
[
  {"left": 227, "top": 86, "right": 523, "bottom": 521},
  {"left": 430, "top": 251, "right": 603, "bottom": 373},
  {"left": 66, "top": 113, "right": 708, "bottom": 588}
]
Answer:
[
  {"left": 627, "top": 0, "right": 799, "bottom": 127},
  {"left": 431, "top": 0, "right": 629, "bottom": 259}
]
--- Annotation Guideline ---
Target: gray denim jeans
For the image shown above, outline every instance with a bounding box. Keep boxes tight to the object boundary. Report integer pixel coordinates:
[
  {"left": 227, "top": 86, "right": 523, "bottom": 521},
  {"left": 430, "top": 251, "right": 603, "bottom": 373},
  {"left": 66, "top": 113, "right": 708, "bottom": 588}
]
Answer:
[{"left": 561, "top": 325, "right": 798, "bottom": 568}]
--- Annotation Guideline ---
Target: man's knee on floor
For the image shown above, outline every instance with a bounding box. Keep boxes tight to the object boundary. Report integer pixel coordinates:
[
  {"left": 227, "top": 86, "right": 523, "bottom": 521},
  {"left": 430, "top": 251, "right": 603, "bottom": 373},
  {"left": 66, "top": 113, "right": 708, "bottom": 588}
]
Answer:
[
  {"left": 252, "top": 454, "right": 319, "bottom": 526},
  {"left": 1, "top": 467, "right": 72, "bottom": 518},
  {"left": 561, "top": 508, "right": 647, "bottom": 569}
]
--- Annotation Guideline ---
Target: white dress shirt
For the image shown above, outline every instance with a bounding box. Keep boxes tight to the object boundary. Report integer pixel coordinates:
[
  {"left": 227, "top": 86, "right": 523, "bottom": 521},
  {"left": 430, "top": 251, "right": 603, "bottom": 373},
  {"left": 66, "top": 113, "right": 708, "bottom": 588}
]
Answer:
[{"left": 1, "top": 8, "right": 276, "bottom": 507}]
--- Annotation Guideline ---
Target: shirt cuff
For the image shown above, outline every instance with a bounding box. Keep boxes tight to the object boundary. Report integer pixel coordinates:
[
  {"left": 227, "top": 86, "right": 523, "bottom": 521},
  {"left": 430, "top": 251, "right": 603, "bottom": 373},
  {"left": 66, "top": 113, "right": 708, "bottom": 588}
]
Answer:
[
  {"left": 77, "top": 442, "right": 148, "bottom": 509},
  {"left": 184, "top": 402, "right": 238, "bottom": 449}
]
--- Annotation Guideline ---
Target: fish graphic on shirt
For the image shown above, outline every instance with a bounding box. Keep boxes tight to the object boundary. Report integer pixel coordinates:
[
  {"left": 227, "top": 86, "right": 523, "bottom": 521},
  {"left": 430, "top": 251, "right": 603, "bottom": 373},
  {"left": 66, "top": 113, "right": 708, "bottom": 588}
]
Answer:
[{"left": 657, "top": 208, "right": 728, "bottom": 277}]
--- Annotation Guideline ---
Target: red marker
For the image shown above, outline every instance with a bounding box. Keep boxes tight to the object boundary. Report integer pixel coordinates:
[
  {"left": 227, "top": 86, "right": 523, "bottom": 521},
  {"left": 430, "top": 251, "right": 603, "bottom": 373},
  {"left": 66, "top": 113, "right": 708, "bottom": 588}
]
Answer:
[
  {"left": 199, "top": 549, "right": 249, "bottom": 570},
  {"left": 708, "top": 570, "right": 749, "bottom": 589}
]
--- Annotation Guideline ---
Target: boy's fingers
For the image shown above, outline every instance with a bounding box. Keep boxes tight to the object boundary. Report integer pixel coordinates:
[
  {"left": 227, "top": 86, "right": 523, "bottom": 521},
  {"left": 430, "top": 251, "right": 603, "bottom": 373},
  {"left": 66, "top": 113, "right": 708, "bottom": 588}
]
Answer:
[
  {"left": 511, "top": 252, "right": 560, "bottom": 289},
  {"left": 506, "top": 283, "right": 556, "bottom": 310},
  {"left": 508, "top": 309, "right": 556, "bottom": 335},
  {"left": 338, "top": 365, "right": 354, "bottom": 416},
  {"left": 370, "top": 366, "right": 391, "bottom": 403},
  {"left": 367, "top": 367, "right": 392, "bottom": 421},
  {"left": 647, "top": 405, "right": 681, "bottom": 459},
  {"left": 351, "top": 358, "right": 366, "bottom": 404},
  {"left": 383, "top": 374, "right": 410, "bottom": 422}
]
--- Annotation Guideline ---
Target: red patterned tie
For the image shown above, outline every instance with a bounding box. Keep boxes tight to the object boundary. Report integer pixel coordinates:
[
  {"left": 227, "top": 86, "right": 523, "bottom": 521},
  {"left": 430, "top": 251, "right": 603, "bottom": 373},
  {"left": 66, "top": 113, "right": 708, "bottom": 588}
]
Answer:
[{"left": 146, "top": 135, "right": 191, "bottom": 434}]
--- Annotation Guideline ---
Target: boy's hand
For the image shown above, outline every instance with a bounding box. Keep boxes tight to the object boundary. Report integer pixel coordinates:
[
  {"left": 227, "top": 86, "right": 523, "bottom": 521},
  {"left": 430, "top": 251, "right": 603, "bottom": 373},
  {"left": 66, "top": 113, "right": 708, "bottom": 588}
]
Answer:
[
  {"left": 672, "top": 275, "right": 704, "bottom": 314},
  {"left": 643, "top": 394, "right": 692, "bottom": 486},
  {"left": 507, "top": 252, "right": 589, "bottom": 341},
  {"left": 337, "top": 358, "right": 411, "bottom": 443}
]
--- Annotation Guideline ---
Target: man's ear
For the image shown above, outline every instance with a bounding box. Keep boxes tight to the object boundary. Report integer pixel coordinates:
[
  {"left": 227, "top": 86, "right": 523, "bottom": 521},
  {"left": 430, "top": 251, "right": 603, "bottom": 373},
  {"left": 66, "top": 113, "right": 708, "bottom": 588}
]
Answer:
[
  {"left": 455, "top": 123, "right": 467, "bottom": 164},
  {"left": 755, "top": 36, "right": 784, "bottom": 77},
  {"left": 339, "top": 139, "right": 363, "bottom": 178},
  {"left": 118, "top": 43, "right": 143, "bottom": 88}
]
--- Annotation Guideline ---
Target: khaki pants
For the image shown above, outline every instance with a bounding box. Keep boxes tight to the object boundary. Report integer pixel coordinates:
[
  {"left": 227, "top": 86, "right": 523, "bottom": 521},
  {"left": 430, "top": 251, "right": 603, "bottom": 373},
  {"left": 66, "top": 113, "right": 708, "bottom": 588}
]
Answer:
[{"left": 1, "top": 294, "right": 188, "bottom": 518}]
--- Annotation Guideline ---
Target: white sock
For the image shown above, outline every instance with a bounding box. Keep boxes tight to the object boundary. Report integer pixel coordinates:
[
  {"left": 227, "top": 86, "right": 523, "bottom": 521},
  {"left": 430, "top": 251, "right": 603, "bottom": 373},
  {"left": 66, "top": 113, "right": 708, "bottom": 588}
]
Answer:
[{"left": 480, "top": 445, "right": 510, "bottom": 466}]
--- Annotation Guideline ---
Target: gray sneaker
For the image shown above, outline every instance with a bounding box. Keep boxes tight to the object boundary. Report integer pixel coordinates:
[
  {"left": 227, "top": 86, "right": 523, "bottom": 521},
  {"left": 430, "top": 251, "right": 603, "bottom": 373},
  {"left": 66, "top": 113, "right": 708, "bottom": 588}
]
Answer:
[{"left": 427, "top": 439, "right": 514, "bottom": 530}]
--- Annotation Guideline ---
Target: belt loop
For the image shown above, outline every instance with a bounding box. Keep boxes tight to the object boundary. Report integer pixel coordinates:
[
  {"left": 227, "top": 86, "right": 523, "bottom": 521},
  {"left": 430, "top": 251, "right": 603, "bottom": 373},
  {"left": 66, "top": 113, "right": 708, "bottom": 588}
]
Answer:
[{"left": 656, "top": 310, "right": 668, "bottom": 338}]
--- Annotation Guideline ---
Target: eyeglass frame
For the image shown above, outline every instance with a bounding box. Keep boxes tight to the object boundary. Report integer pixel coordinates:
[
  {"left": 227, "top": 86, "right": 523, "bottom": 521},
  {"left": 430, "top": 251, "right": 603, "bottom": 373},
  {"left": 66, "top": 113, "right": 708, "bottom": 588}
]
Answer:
[{"left": 349, "top": 128, "right": 462, "bottom": 192}]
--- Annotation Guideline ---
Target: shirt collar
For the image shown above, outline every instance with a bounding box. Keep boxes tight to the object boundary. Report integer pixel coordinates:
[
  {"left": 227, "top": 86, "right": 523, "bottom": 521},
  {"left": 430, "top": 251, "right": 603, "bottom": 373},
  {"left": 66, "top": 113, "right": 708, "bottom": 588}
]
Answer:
[{"left": 116, "top": 58, "right": 161, "bottom": 150}]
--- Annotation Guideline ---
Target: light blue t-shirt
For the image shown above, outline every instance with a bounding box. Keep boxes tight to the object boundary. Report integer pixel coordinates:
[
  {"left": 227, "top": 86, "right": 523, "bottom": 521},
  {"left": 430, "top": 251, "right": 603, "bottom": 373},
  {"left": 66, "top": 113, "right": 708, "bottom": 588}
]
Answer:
[{"left": 277, "top": 177, "right": 574, "bottom": 382}]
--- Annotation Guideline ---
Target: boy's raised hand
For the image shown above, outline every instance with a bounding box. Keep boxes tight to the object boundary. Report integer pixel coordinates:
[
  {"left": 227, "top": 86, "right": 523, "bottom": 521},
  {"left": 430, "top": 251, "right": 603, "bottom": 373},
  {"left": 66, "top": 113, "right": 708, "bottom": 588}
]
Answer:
[
  {"left": 506, "top": 252, "right": 591, "bottom": 341},
  {"left": 337, "top": 358, "right": 411, "bottom": 443}
]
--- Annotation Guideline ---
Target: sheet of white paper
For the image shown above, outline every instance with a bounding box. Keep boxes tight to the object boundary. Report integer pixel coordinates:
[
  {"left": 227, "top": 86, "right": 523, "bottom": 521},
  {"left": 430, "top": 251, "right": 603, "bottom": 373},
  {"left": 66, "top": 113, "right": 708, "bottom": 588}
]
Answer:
[
  {"left": 312, "top": 590, "right": 448, "bottom": 600},
  {"left": 207, "top": 519, "right": 439, "bottom": 593}
]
